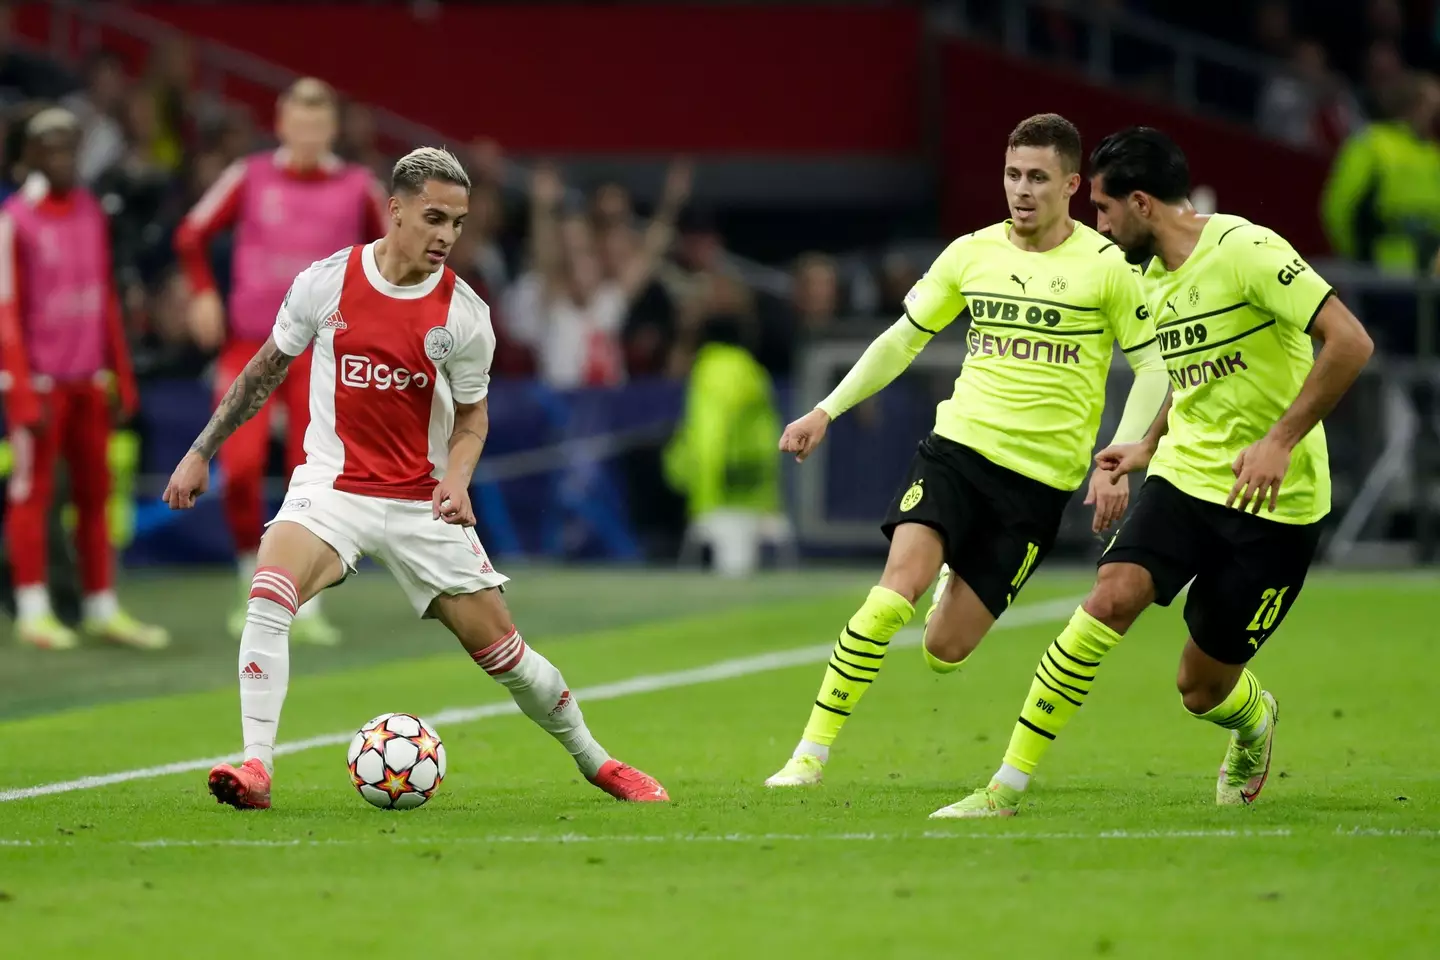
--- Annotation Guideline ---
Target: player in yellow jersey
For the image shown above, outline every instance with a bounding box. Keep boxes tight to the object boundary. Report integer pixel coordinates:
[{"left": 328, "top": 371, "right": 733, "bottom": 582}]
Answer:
[
  {"left": 764, "top": 115, "right": 1170, "bottom": 787},
  {"left": 934, "top": 126, "right": 1375, "bottom": 818}
]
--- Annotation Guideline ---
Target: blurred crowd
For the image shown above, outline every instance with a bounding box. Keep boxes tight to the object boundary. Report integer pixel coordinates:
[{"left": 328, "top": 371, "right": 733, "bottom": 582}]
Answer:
[{"left": 0, "top": 18, "right": 912, "bottom": 403}]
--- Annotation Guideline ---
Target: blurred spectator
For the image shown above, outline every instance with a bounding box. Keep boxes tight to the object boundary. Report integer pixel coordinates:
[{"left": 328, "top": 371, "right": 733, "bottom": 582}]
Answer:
[
  {"left": 879, "top": 251, "right": 921, "bottom": 308},
  {"left": 1362, "top": 41, "right": 1407, "bottom": 116},
  {"left": 663, "top": 313, "right": 782, "bottom": 578},
  {"left": 338, "top": 100, "right": 389, "bottom": 181},
  {"left": 1251, "top": 1, "right": 1294, "bottom": 60},
  {"left": 792, "top": 252, "right": 839, "bottom": 335},
  {"left": 0, "top": 2, "right": 76, "bottom": 106},
  {"left": 511, "top": 161, "right": 690, "bottom": 389},
  {"left": 590, "top": 179, "right": 632, "bottom": 230},
  {"left": 1258, "top": 40, "right": 1363, "bottom": 151},
  {"left": 448, "top": 182, "right": 532, "bottom": 378},
  {"left": 62, "top": 51, "right": 127, "bottom": 185},
  {"left": 143, "top": 37, "right": 197, "bottom": 173},
  {"left": 1322, "top": 72, "right": 1440, "bottom": 277}
]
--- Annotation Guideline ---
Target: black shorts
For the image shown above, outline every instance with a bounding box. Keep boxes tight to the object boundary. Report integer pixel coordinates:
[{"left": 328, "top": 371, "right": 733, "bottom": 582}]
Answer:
[
  {"left": 880, "top": 434, "right": 1072, "bottom": 618},
  {"left": 1100, "top": 476, "right": 1323, "bottom": 664}
]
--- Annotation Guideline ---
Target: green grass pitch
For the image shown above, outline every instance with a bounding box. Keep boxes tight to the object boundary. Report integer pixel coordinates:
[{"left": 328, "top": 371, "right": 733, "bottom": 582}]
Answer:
[{"left": 0, "top": 565, "right": 1436, "bottom": 958}]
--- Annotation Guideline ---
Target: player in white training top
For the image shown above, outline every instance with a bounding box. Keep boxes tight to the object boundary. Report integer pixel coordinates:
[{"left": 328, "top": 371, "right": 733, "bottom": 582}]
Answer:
[{"left": 163, "top": 147, "right": 669, "bottom": 809}]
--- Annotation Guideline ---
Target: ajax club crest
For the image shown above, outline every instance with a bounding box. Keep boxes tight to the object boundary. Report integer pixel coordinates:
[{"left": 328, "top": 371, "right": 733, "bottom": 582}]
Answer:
[
  {"left": 424, "top": 326, "right": 455, "bottom": 361},
  {"left": 900, "top": 479, "right": 924, "bottom": 512}
]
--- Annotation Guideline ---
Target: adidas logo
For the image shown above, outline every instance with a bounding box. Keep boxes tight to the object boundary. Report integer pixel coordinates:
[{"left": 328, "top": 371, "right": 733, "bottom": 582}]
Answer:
[
  {"left": 479, "top": 559, "right": 494, "bottom": 573},
  {"left": 241, "top": 661, "right": 269, "bottom": 680},
  {"left": 548, "top": 689, "right": 572, "bottom": 716},
  {"left": 320, "top": 311, "right": 347, "bottom": 331}
]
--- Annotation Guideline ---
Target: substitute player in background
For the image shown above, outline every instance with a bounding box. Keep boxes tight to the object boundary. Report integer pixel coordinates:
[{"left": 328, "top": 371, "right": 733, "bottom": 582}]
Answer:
[
  {"left": 175, "top": 77, "right": 387, "bottom": 646},
  {"left": 0, "top": 108, "right": 166, "bottom": 651},
  {"left": 935, "top": 127, "right": 1373, "bottom": 819},
  {"left": 765, "top": 115, "right": 1170, "bottom": 787},
  {"left": 164, "top": 147, "right": 667, "bottom": 809}
]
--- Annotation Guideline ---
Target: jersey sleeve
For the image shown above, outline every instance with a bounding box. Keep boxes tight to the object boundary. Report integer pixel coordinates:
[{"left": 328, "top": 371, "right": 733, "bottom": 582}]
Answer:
[
  {"left": 902, "top": 237, "right": 970, "bottom": 335},
  {"left": 1104, "top": 259, "right": 1158, "bottom": 352},
  {"left": 445, "top": 284, "right": 496, "bottom": 404},
  {"left": 271, "top": 264, "right": 324, "bottom": 356},
  {"left": 1231, "top": 229, "right": 1334, "bottom": 333}
]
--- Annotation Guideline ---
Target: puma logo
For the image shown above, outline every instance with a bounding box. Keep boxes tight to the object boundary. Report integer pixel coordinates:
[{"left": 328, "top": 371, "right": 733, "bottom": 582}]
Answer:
[
  {"left": 1166, "top": 299, "right": 1178, "bottom": 314},
  {"left": 1010, "top": 274, "right": 1030, "bottom": 294}
]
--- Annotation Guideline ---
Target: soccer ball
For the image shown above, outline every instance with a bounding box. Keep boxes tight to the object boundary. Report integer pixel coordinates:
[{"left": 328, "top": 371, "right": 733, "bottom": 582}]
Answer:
[{"left": 347, "top": 712, "right": 446, "bottom": 810}]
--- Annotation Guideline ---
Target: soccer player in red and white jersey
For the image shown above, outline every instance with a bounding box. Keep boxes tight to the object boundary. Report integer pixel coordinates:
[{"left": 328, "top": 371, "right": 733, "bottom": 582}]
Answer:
[
  {"left": 175, "top": 77, "right": 387, "bottom": 646},
  {"left": 163, "top": 147, "right": 668, "bottom": 808}
]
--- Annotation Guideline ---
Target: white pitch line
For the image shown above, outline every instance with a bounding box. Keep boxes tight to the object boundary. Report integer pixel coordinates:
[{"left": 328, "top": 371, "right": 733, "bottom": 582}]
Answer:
[
  {"left": 4, "top": 828, "right": 1438, "bottom": 848},
  {"left": 0, "top": 828, "right": 1298, "bottom": 848},
  {"left": 0, "top": 595, "right": 1084, "bottom": 805}
]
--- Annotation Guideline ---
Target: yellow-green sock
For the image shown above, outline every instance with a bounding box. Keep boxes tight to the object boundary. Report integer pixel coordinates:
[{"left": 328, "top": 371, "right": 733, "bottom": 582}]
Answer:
[
  {"left": 922, "top": 644, "right": 964, "bottom": 674},
  {"left": 1192, "top": 669, "right": 1268, "bottom": 740},
  {"left": 1001, "top": 607, "right": 1122, "bottom": 779},
  {"left": 799, "top": 586, "right": 914, "bottom": 748}
]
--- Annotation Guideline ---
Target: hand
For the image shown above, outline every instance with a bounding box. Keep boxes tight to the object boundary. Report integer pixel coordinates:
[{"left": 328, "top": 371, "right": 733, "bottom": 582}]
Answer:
[
  {"left": 188, "top": 289, "right": 226, "bottom": 353},
  {"left": 1093, "top": 440, "right": 1156, "bottom": 478},
  {"left": 162, "top": 451, "right": 210, "bottom": 509},
  {"left": 432, "top": 478, "right": 476, "bottom": 526},
  {"left": 531, "top": 163, "right": 565, "bottom": 209},
  {"left": 661, "top": 159, "right": 694, "bottom": 209},
  {"left": 779, "top": 408, "right": 831, "bottom": 463},
  {"left": 1084, "top": 467, "right": 1130, "bottom": 534},
  {"left": 1227, "top": 435, "right": 1291, "bottom": 514}
]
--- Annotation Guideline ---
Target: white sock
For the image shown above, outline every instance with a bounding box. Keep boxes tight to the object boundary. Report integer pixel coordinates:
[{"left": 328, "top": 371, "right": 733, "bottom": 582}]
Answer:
[
  {"left": 295, "top": 593, "right": 322, "bottom": 621},
  {"left": 994, "top": 762, "right": 1031, "bottom": 792},
  {"left": 795, "top": 739, "right": 830, "bottom": 763},
  {"left": 237, "top": 552, "right": 258, "bottom": 590},
  {"left": 240, "top": 567, "right": 298, "bottom": 773},
  {"left": 14, "top": 585, "right": 51, "bottom": 622},
  {"left": 472, "top": 629, "right": 611, "bottom": 777},
  {"left": 82, "top": 590, "right": 120, "bottom": 623}
]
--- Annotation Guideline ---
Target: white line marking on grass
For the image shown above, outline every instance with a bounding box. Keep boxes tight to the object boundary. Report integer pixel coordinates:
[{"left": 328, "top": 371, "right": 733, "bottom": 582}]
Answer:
[
  {"left": 0, "top": 595, "right": 1084, "bottom": 804},
  {"left": 4, "top": 828, "right": 1297, "bottom": 848}
]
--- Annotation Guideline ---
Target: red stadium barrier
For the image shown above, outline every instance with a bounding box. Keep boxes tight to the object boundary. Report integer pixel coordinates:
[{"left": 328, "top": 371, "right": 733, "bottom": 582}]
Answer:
[
  {"left": 127, "top": 3, "right": 925, "bottom": 156},
  {"left": 938, "top": 39, "right": 1331, "bottom": 255}
]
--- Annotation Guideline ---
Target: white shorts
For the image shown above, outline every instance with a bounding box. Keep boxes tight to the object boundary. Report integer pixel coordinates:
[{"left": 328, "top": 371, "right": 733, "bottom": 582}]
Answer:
[{"left": 267, "top": 484, "right": 510, "bottom": 618}]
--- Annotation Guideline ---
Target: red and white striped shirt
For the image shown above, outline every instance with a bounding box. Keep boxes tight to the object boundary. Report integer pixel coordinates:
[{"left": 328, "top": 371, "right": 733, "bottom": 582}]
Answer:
[{"left": 273, "top": 243, "right": 495, "bottom": 500}]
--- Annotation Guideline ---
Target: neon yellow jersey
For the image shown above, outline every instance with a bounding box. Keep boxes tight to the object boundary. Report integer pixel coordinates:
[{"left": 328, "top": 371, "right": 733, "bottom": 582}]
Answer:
[
  {"left": 1144, "top": 213, "right": 1334, "bottom": 525},
  {"left": 904, "top": 220, "right": 1156, "bottom": 490}
]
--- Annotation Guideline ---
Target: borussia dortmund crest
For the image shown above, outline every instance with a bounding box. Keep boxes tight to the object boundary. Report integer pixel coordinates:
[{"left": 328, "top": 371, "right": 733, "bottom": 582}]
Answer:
[
  {"left": 1188, "top": 284, "right": 1201, "bottom": 306},
  {"left": 899, "top": 479, "right": 924, "bottom": 512},
  {"left": 1050, "top": 276, "right": 1068, "bottom": 294}
]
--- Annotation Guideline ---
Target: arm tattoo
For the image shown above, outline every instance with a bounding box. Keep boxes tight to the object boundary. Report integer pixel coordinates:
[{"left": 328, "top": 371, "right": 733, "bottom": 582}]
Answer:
[
  {"left": 190, "top": 340, "right": 294, "bottom": 459},
  {"left": 449, "top": 426, "right": 486, "bottom": 449}
]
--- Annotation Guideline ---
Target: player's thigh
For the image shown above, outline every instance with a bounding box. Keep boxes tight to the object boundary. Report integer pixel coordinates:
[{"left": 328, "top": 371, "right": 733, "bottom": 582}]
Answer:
[
  {"left": 261, "top": 488, "right": 374, "bottom": 602},
  {"left": 9, "top": 395, "right": 62, "bottom": 507},
  {"left": 951, "top": 481, "right": 1069, "bottom": 620},
  {"left": 377, "top": 501, "right": 511, "bottom": 622},
  {"left": 1096, "top": 477, "right": 1208, "bottom": 617},
  {"left": 879, "top": 435, "right": 973, "bottom": 601},
  {"left": 878, "top": 522, "right": 945, "bottom": 604},
  {"left": 1183, "top": 514, "right": 1323, "bottom": 665},
  {"left": 57, "top": 386, "right": 111, "bottom": 503}
]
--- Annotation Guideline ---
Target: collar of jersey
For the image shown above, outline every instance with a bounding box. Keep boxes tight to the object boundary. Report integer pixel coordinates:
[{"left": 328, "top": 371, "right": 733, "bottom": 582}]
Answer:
[{"left": 361, "top": 241, "right": 445, "bottom": 299}]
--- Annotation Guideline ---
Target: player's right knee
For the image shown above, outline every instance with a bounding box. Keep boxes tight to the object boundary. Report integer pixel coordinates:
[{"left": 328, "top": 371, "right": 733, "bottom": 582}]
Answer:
[
  {"left": 249, "top": 567, "right": 300, "bottom": 620},
  {"left": 1083, "top": 565, "right": 1152, "bottom": 632}
]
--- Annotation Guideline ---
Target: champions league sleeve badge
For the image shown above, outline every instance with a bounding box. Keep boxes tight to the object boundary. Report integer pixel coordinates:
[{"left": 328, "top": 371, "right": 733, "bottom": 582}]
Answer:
[{"left": 424, "top": 326, "right": 455, "bottom": 362}]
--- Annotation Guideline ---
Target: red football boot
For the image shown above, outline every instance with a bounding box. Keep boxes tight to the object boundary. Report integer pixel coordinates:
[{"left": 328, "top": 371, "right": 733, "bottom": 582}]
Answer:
[
  {"left": 588, "top": 759, "right": 669, "bottom": 802},
  {"left": 208, "top": 758, "right": 272, "bottom": 810}
]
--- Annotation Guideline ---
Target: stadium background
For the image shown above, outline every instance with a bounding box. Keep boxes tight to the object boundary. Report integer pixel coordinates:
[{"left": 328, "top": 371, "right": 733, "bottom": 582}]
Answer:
[{"left": 1, "top": 3, "right": 1437, "bottom": 956}]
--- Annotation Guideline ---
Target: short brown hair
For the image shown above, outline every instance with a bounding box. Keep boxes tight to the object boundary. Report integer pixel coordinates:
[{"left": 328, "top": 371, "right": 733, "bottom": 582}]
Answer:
[
  {"left": 1007, "top": 113, "right": 1082, "bottom": 174},
  {"left": 279, "top": 77, "right": 337, "bottom": 111}
]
